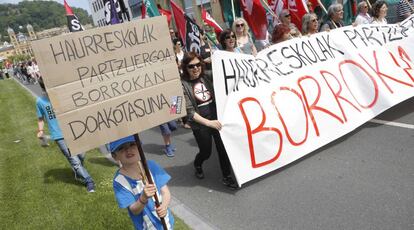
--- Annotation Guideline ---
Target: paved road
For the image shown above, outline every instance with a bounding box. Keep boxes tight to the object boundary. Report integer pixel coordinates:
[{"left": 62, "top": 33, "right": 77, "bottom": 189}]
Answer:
[{"left": 21, "top": 78, "right": 414, "bottom": 230}]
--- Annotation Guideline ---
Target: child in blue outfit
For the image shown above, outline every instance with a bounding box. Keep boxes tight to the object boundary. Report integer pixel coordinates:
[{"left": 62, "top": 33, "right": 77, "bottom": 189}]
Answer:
[
  {"left": 110, "top": 136, "right": 174, "bottom": 230},
  {"left": 36, "top": 78, "right": 95, "bottom": 192}
]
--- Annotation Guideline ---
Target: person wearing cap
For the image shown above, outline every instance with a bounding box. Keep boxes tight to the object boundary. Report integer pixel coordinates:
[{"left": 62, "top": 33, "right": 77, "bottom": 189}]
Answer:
[
  {"left": 110, "top": 136, "right": 174, "bottom": 230},
  {"left": 36, "top": 77, "right": 95, "bottom": 192}
]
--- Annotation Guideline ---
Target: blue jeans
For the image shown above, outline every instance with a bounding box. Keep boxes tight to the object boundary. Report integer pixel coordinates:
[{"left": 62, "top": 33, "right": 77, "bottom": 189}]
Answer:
[
  {"left": 55, "top": 139, "right": 93, "bottom": 184},
  {"left": 159, "top": 121, "right": 178, "bottom": 135}
]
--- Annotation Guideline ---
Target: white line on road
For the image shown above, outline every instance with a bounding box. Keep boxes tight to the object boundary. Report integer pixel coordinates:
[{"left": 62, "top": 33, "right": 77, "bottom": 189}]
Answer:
[{"left": 370, "top": 119, "right": 414, "bottom": 129}]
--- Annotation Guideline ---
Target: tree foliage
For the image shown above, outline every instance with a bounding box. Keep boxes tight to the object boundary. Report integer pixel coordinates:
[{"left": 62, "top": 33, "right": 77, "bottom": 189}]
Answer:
[{"left": 0, "top": 1, "right": 92, "bottom": 42}]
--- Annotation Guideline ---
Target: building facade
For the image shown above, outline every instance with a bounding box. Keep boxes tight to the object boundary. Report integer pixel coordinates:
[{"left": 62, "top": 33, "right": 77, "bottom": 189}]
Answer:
[{"left": 7, "top": 26, "right": 34, "bottom": 56}]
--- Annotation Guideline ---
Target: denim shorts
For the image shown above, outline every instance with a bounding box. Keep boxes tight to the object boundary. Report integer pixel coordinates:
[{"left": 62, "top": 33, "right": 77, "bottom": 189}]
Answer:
[{"left": 159, "top": 121, "right": 178, "bottom": 135}]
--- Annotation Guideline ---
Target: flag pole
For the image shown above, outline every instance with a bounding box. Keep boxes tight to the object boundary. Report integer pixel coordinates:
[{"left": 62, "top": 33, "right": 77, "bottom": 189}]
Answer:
[
  {"left": 133, "top": 134, "right": 168, "bottom": 230},
  {"left": 231, "top": 0, "right": 236, "bottom": 22},
  {"left": 366, "top": 0, "right": 372, "bottom": 9},
  {"left": 261, "top": 0, "right": 277, "bottom": 18}
]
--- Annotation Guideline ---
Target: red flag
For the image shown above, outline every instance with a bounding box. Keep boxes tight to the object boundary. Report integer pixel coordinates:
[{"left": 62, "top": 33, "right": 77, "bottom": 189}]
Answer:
[
  {"left": 170, "top": 1, "right": 186, "bottom": 40},
  {"left": 64, "top": 0, "right": 84, "bottom": 32},
  {"left": 201, "top": 8, "right": 223, "bottom": 34},
  {"left": 64, "top": 0, "right": 74, "bottom": 15},
  {"left": 158, "top": 5, "right": 172, "bottom": 26},
  {"left": 240, "top": 0, "right": 268, "bottom": 40},
  {"left": 287, "top": 0, "right": 308, "bottom": 31}
]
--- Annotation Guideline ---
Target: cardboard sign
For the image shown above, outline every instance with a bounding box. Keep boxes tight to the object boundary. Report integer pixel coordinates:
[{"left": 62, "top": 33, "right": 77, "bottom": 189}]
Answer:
[
  {"left": 32, "top": 16, "right": 185, "bottom": 154},
  {"left": 212, "top": 16, "right": 414, "bottom": 186}
]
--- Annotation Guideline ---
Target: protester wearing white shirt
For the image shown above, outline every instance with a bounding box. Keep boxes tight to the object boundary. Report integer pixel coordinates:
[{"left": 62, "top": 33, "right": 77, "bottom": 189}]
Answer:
[{"left": 354, "top": 1, "right": 372, "bottom": 25}]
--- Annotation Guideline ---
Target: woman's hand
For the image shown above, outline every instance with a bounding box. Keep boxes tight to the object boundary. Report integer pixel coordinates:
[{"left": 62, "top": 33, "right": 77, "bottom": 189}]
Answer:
[{"left": 207, "top": 120, "right": 222, "bottom": 130}]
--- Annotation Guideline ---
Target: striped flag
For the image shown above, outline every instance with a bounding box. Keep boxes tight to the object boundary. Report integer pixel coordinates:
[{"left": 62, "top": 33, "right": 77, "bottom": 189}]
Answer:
[
  {"left": 201, "top": 8, "right": 223, "bottom": 34},
  {"left": 64, "top": 0, "right": 84, "bottom": 32}
]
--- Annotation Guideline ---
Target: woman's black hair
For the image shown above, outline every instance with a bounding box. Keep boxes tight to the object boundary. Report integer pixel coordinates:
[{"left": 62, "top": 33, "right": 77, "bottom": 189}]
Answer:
[
  {"left": 181, "top": 52, "right": 205, "bottom": 81},
  {"left": 219, "top": 29, "right": 236, "bottom": 50}
]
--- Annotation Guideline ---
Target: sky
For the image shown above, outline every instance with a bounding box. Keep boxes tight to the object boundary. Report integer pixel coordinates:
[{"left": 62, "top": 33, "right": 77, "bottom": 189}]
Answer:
[{"left": 0, "top": 0, "right": 91, "bottom": 14}]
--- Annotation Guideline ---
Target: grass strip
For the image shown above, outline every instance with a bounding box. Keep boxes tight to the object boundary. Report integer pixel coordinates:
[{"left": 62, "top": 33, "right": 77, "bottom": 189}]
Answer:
[{"left": 0, "top": 79, "right": 190, "bottom": 230}]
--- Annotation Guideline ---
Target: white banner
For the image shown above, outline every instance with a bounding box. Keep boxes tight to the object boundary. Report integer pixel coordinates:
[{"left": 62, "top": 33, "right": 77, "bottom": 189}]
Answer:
[{"left": 212, "top": 16, "right": 414, "bottom": 186}]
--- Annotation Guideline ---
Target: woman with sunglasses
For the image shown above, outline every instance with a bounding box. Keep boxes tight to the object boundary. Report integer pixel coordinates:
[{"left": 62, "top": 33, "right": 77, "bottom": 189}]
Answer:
[
  {"left": 180, "top": 52, "right": 238, "bottom": 189},
  {"left": 302, "top": 13, "right": 319, "bottom": 36},
  {"left": 232, "top": 18, "right": 257, "bottom": 56},
  {"left": 279, "top": 9, "right": 301, "bottom": 37},
  {"left": 219, "top": 29, "right": 242, "bottom": 53},
  {"left": 354, "top": 1, "right": 371, "bottom": 25}
]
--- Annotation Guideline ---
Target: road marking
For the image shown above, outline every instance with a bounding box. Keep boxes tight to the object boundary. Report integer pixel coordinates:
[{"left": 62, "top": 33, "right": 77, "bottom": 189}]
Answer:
[{"left": 370, "top": 119, "right": 414, "bottom": 129}]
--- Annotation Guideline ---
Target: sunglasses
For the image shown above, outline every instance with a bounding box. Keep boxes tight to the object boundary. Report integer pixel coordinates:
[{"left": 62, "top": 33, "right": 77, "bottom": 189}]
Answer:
[
  {"left": 187, "top": 62, "right": 202, "bottom": 69},
  {"left": 311, "top": 18, "right": 318, "bottom": 22},
  {"left": 285, "top": 14, "right": 291, "bottom": 17},
  {"left": 225, "top": 35, "right": 236, "bottom": 39},
  {"left": 236, "top": 23, "right": 244, "bottom": 27}
]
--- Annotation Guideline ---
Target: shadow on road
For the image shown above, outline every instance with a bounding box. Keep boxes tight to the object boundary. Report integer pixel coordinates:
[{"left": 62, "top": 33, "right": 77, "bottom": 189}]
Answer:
[
  {"left": 368, "top": 97, "right": 414, "bottom": 128},
  {"left": 239, "top": 124, "right": 366, "bottom": 189},
  {"left": 164, "top": 161, "right": 239, "bottom": 194}
]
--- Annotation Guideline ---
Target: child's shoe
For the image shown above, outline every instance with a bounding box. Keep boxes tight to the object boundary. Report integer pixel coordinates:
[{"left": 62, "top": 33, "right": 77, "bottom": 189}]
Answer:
[
  {"left": 164, "top": 145, "right": 175, "bottom": 157},
  {"left": 86, "top": 182, "right": 95, "bottom": 193}
]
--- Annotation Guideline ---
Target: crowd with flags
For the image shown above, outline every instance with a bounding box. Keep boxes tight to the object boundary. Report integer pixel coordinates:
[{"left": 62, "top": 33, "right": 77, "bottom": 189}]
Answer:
[{"left": 92, "top": 0, "right": 413, "bottom": 54}]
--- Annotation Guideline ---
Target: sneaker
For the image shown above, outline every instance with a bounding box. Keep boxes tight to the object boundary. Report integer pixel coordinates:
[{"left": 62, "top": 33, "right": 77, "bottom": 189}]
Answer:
[
  {"left": 170, "top": 143, "right": 176, "bottom": 151},
  {"left": 194, "top": 165, "right": 204, "bottom": 179},
  {"left": 164, "top": 145, "right": 175, "bottom": 157},
  {"left": 86, "top": 182, "right": 95, "bottom": 193},
  {"left": 222, "top": 176, "right": 238, "bottom": 190}
]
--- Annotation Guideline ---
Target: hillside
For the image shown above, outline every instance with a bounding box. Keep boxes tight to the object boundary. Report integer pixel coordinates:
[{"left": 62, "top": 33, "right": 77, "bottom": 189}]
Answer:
[{"left": 0, "top": 1, "right": 92, "bottom": 42}]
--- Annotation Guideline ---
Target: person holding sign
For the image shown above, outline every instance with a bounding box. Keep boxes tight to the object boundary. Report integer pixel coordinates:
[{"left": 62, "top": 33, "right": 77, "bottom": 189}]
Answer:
[
  {"left": 232, "top": 18, "right": 257, "bottom": 56},
  {"left": 219, "top": 29, "right": 243, "bottom": 53},
  {"left": 371, "top": 1, "right": 389, "bottom": 24},
  {"left": 36, "top": 78, "right": 95, "bottom": 193},
  {"left": 320, "top": 3, "right": 345, "bottom": 32},
  {"left": 354, "top": 1, "right": 372, "bottom": 25},
  {"left": 302, "top": 13, "right": 319, "bottom": 36},
  {"left": 181, "top": 52, "right": 238, "bottom": 189},
  {"left": 111, "top": 136, "right": 174, "bottom": 230}
]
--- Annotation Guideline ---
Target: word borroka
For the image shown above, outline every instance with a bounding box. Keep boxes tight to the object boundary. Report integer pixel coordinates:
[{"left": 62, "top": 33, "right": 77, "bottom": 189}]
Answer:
[
  {"left": 212, "top": 15, "right": 414, "bottom": 186},
  {"left": 32, "top": 16, "right": 185, "bottom": 154}
]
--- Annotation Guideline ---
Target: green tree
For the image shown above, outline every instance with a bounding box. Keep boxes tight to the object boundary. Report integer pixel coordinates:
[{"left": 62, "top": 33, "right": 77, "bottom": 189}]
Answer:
[{"left": 0, "top": 1, "right": 92, "bottom": 42}]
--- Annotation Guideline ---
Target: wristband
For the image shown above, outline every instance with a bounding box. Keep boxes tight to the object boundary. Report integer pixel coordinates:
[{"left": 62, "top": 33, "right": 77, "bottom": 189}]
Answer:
[{"left": 138, "top": 196, "right": 147, "bottom": 205}]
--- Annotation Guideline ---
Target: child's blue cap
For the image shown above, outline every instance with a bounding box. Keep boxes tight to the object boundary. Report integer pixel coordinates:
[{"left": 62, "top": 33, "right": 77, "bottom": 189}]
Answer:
[{"left": 109, "top": 135, "right": 136, "bottom": 154}]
